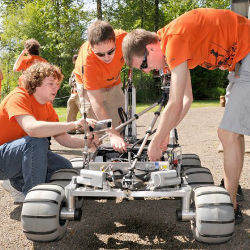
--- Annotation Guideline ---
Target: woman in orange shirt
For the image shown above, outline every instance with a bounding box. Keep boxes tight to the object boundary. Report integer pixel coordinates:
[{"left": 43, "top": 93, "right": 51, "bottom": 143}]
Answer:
[{"left": 13, "top": 39, "right": 47, "bottom": 85}]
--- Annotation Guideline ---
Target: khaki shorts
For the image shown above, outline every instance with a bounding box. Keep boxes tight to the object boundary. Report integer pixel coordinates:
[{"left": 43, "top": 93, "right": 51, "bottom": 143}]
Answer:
[
  {"left": 219, "top": 53, "right": 250, "bottom": 135},
  {"left": 86, "top": 83, "right": 125, "bottom": 130}
]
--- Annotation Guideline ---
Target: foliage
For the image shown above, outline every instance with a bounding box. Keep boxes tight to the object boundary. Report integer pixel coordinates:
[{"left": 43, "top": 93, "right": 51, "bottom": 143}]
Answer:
[
  {"left": 0, "top": 0, "right": 89, "bottom": 102},
  {"left": 0, "top": 0, "right": 232, "bottom": 103}
]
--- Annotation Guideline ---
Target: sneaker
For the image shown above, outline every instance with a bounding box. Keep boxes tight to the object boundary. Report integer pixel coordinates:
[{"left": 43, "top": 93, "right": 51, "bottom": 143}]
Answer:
[
  {"left": 220, "top": 179, "right": 244, "bottom": 202},
  {"left": 234, "top": 205, "right": 243, "bottom": 225},
  {"left": 1, "top": 180, "right": 25, "bottom": 204}
]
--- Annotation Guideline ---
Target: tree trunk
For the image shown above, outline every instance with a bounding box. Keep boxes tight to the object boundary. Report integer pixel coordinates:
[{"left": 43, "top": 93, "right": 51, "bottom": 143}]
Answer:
[
  {"left": 154, "top": 0, "right": 159, "bottom": 31},
  {"left": 97, "top": 0, "right": 102, "bottom": 20}
]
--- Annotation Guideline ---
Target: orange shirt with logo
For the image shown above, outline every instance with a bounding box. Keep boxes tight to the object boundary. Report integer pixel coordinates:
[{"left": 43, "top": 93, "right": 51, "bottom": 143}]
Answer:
[
  {"left": 157, "top": 8, "right": 250, "bottom": 71},
  {"left": 0, "top": 87, "right": 59, "bottom": 145},
  {"left": 74, "top": 30, "right": 127, "bottom": 90}
]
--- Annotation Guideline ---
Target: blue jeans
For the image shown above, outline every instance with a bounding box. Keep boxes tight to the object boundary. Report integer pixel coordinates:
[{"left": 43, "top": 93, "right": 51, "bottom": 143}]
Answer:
[{"left": 0, "top": 136, "right": 72, "bottom": 195}]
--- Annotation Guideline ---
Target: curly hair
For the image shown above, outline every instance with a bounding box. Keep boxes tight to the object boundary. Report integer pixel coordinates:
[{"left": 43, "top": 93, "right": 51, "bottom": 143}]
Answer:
[
  {"left": 22, "top": 62, "right": 64, "bottom": 95},
  {"left": 24, "top": 39, "right": 40, "bottom": 56}
]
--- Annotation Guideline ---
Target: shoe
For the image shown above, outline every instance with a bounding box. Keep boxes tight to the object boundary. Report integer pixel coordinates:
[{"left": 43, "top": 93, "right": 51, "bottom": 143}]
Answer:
[
  {"left": 1, "top": 180, "right": 25, "bottom": 204},
  {"left": 234, "top": 205, "right": 243, "bottom": 225},
  {"left": 220, "top": 179, "right": 244, "bottom": 202}
]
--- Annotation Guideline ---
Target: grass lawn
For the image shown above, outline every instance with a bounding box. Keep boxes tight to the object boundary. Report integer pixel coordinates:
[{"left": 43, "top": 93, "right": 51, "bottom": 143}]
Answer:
[{"left": 55, "top": 100, "right": 220, "bottom": 122}]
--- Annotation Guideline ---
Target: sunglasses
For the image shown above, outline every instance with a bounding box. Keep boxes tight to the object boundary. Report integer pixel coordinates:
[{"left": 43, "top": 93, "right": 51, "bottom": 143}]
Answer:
[
  {"left": 140, "top": 49, "right": 148, "bottom": 70},
  {"left": 93, "top": 47, "right": 116, "bottom": 57}
]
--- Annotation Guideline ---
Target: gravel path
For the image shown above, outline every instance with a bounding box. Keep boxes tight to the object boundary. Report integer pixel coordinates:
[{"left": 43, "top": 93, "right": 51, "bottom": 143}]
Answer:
[{"left": 0, "top": 107, "right": 249, "bottom": 249}]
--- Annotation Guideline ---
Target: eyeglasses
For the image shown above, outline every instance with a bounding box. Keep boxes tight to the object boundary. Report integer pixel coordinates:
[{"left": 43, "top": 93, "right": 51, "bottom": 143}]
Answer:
[
  {"left": 140, "top": 49, "right": 148, "bottom": 70},
  {"left": 93, "top": 47, "right": 116, "bottom": 57}
]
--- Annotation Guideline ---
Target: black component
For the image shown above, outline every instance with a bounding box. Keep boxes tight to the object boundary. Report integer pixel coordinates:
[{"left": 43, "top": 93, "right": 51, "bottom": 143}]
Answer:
[
  {"left": 89, "top": 119, "right": 112, "bottom": 132},
  {"left": 118, "top": 107, "right": 127, "bottom": 124},
  {"left": 234, "top": 204, "right": 243, "bottom": 225},
  {"left": 74, "top": 209, "right": 82, "bottom": 221},
  {"left": 134, "top": 114, "right": 139, "bottom": 119},
  {"left": 176, "top": 209, "right": 183, "bottom": 221}
]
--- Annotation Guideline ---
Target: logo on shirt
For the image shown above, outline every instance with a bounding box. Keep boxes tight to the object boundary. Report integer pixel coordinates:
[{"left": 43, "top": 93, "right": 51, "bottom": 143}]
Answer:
[{"left": 202, "top": 43, "right": 237, "bottom": 70}]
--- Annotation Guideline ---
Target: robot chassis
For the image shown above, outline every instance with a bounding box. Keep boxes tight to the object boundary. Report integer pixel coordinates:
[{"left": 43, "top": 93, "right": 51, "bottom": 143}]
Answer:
[{"left": 21, "top": 69, "right": 235, "bottom": 244}]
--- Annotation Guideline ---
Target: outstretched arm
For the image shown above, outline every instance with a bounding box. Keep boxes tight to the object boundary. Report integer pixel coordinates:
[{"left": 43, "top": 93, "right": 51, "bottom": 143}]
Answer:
[
  {"left": 148, "top": 61, "right": 191, "bottom": 161},
  {"left": 13, "top": 49, "right": 27, "bottom": 72}
]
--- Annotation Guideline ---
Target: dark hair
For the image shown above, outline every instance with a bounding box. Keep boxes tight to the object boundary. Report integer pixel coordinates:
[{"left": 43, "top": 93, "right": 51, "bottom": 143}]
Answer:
[
  {"left": 22, "top": 62, "right": 63, "bottom": 94},
  {"left": 87, "top": 20, "right": 115, "bottom": 46},
  {"left": 24, "top": 39, "right": 40, "bottom": 56}
]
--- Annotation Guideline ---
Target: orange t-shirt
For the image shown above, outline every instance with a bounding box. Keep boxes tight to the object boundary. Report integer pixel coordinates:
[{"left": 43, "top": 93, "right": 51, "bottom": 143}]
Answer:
[
  {"left": 74, "top": 30, "right": 127, "bottom": 90},
  {"left": 157, "top": 8, "right": 250, "bottom": 71},
  {"left": 15, "top": 55, "right": 47, "bottom": 72},
  {"left": 0, "top": 87, "right": 59, "bottom": 145},
  {"left": 16, "top": 55, "right": 47, "bottom": 85}
]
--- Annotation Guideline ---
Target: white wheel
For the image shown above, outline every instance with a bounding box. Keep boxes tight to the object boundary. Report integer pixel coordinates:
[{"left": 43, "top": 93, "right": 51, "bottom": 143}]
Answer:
[
  {"left": 192, "top": 186, "right": 235, "bottom": 243},
  {"left": 181, "top": 154, "right": 201, "bottom": 172},
  {"left": 21, "top": 184, "right": 67, "bottom": 242},
  {"left": 70, "top": 157, "right": 84, "bottom": 169},
  {"left": 49, "top": 168, "right": 79, "bottom": 187}
]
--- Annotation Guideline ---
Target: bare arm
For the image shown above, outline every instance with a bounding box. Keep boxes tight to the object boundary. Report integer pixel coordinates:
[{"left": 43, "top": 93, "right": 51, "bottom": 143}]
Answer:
[
  {"left": 13, "top": 49, "right": 27, "bottom": 72},
  {"left": 176, "top": 68, "right": 193, "bottom": 125},
  {"left": 16, "top": 114, "right": 83, "bottom": 138},
  {"left": 148, "top": 61, "right": 190, "bottom": 161},
  {"left": 154, "top": 61, "right": 189, "bottom": 141}
]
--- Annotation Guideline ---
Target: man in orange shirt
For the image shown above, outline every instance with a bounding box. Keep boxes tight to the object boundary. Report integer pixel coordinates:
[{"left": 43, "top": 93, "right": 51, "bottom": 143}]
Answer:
[
  {"left": 74, "top": 20, "right": 127, "bottom": 153},
  {"left": 122, "top": 8, "right": 250, "bottom": 224},
  {"left": 0, "top": 62, "right": 98, "bottom": 203},
  {"left": 13, "top": 39, "right": 47, "bottom": 85}
]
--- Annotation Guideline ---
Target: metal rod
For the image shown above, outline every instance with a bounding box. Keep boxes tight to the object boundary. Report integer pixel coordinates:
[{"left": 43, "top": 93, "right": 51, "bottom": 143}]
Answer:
[{"left": 100, "top": 102, "right": 159, "bottom": 141}]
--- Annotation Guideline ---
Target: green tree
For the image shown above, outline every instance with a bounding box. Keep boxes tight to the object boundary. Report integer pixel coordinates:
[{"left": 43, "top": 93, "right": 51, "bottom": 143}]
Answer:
[{"left": 0, "top": 0, "right": 90, "bottom": 104}]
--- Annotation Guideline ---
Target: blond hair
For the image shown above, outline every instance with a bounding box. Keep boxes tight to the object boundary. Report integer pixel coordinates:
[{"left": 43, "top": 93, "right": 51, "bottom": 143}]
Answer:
[{"left": 122, "top": 29, "right": 158, "bottom": 67}]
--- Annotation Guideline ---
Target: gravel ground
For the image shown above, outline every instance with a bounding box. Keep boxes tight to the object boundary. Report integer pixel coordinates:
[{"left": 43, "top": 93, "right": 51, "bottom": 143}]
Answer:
[{"left": 0, "top": 107, "right": 249, "bottom": 249}]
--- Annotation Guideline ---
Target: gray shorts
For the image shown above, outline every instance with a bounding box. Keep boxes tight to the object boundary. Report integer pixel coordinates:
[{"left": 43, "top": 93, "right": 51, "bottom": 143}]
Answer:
[{"left": 219, "top": 53, "right": 250, "bottom": 135}]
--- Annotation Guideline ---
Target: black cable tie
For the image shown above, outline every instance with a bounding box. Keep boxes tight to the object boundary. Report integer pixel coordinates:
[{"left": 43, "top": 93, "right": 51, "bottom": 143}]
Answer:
[
  {"left": 154, "top": 111, "right": 160, "bottom": 115},
  {"left": 134, "top": 114, "right": 139, "bottom": 119}
]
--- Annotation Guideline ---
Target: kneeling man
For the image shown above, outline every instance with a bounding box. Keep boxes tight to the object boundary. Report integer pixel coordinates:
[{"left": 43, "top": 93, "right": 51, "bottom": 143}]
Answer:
[{"left": 0, "top": 62, "right": 98, "bottom": 203}]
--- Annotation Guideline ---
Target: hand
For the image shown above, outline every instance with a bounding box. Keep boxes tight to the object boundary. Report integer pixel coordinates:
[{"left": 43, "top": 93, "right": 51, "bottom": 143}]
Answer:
[
  {"left": 109, "top": 132, "right": 127, "bottom": 153},
  {"left": 86, "top": 118, "right": 97, "bottom": 128},
  {"left": 159, "top": 134, "right": 169, "bottom": 151},
  {"left": 147, "top": 136, "right": 163, "bottom": 161},
  {"left": 88, "top": 133, "right": 101, "bottom": 149}
]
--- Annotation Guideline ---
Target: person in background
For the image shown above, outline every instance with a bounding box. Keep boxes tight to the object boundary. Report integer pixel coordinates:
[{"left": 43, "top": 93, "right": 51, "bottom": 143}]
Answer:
[
  {"left": 67, "top": 54, "right": 83, "bottom": 134},
  {"left": 0, "top": 68, "right": 3, "bottom": 99},
  {"left": 122, "top": 8, "right": 249, "bottom": 224},
  {"left": 13, "top": 38, "right": 47, "bottom": 85},
  {"left": 74, "top": 20, "right": 127, "bottom": 153},
  {"left": 0, "top": 62, "right": 99, "bottom": 204}
]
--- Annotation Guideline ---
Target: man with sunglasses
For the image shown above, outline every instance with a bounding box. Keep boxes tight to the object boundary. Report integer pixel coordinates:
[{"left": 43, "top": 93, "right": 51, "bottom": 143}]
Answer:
[
  {"left": 74, "top": 20, "right": 127, "bottom": 153},
  {"left": 122, "top": 8, "right": 250, "bottom": 224}
]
